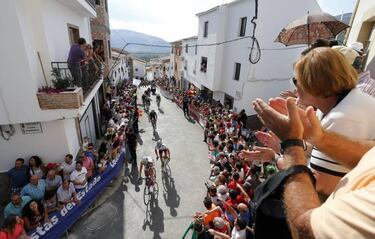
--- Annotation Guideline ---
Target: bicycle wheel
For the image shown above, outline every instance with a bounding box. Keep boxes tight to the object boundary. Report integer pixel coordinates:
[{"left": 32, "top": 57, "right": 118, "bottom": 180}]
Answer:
[
  {"left": 163, "top": 158, "right": 171, "bottom": 176},
  {"left": 143, "top": 180, "right": 151, "bottom": 205},
  {"left": 152, "top": 181, "right": 159, "bottom": 200}
]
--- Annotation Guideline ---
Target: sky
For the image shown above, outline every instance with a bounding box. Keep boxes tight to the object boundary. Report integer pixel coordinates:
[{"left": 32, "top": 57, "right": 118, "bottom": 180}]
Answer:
[{"left": 108, "top": 0, "right": 356, "bottom": 42}]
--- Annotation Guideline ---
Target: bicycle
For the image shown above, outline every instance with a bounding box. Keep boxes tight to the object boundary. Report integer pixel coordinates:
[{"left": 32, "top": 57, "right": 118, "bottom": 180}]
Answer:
[
  {"left": 156, "top": 99, "right": 161, "bottom": 109},
  {"left": 160, "top": 155, "right": 171, "bottom": 174},
  {"left": 151, "top": 118, "right": 157, "bottom": 130},
  {"left": 144, "top": 103, "right": 150, "bottom": 113}
]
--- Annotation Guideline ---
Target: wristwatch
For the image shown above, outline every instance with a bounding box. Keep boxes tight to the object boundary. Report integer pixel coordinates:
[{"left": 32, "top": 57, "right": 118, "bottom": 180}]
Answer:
[{"left": 280, "top": 139, "right": 306, "bottom": 154}]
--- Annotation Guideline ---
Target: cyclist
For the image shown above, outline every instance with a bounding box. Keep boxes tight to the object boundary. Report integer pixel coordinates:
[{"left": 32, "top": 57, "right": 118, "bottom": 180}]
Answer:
[
  {"left": 149, "top": 109, "right": 157, "bottom": 130},
  {"left": 139, "top": 156, "right": 156, "bottom": 186},
  {"left": 155, "top": 139, "right": 171, "bottom": 167},
  {"left": 156, "top": 94, "right": 161, "bottom": 109}
]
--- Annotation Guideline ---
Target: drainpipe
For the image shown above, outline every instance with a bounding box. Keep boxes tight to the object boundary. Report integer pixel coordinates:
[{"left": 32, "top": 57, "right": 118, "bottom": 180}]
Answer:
[{"left": 75, "top": 116, "right": 83, "bottom": 150}]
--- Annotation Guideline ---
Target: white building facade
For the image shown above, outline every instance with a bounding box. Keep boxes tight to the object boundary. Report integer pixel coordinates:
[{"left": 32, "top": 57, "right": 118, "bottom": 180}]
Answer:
[
  {"left": 345, "top": 0, "right": 375, "bottom": 77},
  {"left": 196, "top": 0, "right": 321, "bottom": 113},
  {"left": 130, "top": 57, "right": 146, "bottom": 80},
  {"left": 181, "top": 36, "right": 200, "bottom": 90},
  {"left": 111, "top": 49, "right": 129, "bottom": 85},
  {"left": 0, "top": 0, "right": 103, "bottom": 172}
]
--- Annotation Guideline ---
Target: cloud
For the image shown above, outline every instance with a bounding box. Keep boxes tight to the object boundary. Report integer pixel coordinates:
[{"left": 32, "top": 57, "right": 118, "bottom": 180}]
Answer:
[{"left": 108, "top": 0, "right": 232, "bottom": 41}]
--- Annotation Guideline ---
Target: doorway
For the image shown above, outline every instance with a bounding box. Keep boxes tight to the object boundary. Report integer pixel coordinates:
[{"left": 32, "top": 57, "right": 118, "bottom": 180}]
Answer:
[{"left": 224, "top": 93, "right": 234, "bottom": 109}]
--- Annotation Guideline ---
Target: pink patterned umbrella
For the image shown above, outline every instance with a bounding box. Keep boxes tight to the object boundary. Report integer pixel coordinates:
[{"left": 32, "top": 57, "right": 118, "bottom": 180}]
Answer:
[{"left": 275, "top": 12, "right": 349, "bottom": 46}]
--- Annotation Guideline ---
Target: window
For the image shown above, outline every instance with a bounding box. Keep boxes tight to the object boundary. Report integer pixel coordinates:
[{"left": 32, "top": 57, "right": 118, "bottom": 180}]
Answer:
[
  {"left": 185, "top": 44, "right": 189, "bottom": 53},
  {"left": 135, "top": 68, "right": 138, "bottom": 72},
  {"left": 201, "top": 57, "right": 207, "bottom": 72},
  {"left": 95, "top": 0, "right": 100, "bottom": 5},
  {"left": 195, "top": 44, "right": 198, "bottom": 55},
  {"left": 239, "top": 17, "right": 247, "bottom": 37},
  {"left": 204, "top": 21, "right": 209, "bottom": 38},
  {"left": 234, "top": 63, "right": 241, "bottom": 81},
  {"left": 67, "top": 24, "right": 79, "bottom": 45}
]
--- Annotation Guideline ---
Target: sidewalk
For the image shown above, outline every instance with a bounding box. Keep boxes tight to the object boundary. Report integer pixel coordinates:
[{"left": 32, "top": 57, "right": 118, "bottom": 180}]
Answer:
[{"left": 62, "top": 150, "right": 128, "bottom": 238}]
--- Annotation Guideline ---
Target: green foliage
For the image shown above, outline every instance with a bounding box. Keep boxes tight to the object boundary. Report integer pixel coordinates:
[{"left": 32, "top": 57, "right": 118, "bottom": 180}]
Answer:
[{"left": 51, "top": 68, "right": 73, "bottom": 90}]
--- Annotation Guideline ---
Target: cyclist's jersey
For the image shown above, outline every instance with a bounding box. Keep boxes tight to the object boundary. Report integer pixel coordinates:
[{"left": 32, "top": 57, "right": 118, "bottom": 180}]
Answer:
[
  {"left": 155, "top": 143, "right": 167, "bottom": 151},
  {"left": 145, "top": 97, "right": 151, "bottom": 104},
  {"left": 149, "top": 112, "right": 157, "bottom": 121}
]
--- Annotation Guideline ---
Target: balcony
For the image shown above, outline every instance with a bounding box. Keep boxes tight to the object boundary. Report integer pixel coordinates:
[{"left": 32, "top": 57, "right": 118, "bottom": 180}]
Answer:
[
  {"left": 51, "top": 61, "right": 103, "bottom": 98},
  {"left": 57, "top": 0, "right": 97, "bottom": 18},
  {"left": 85, "top": 0, "right": 96, "bottom": 9},
  {"left": 37, "top": 61, "right": 103, "bottom": 110}
]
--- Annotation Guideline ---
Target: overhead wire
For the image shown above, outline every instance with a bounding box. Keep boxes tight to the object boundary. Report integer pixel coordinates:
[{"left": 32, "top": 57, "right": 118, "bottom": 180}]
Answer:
[
  {"left": 112, "top": 30, "right": 305, "bottom": 51},
  {"left": 249, "top": 0, "right": 260, "bottom": 64}
]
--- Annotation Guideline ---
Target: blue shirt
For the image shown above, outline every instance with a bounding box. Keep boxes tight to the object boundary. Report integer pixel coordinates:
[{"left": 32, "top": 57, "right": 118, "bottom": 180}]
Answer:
[
  {"left": 67, "top": 44, "right": 85, "bottom": 64},
  {"left": 7, "top": 166, "right": 29, "bottom": 189},
  {"left": 4, "top": 196, "right": 31, "bottom": 218},
  {"left": 21, "top": 180, "right": 46, "bottom": 201}
]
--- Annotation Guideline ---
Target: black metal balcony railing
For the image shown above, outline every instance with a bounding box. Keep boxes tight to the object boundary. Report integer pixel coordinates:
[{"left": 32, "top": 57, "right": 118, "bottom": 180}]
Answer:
[
  {"left": 51, "top": 61, "right": 102, "bottom": 98},
  {"left": 85, "top": 0, "right": 96, "bottom": 10}
]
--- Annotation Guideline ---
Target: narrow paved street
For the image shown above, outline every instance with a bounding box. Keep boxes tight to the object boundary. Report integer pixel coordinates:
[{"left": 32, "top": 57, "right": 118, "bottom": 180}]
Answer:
[{"left": 68, "top": 89, "right": 210, "bottom": 239}]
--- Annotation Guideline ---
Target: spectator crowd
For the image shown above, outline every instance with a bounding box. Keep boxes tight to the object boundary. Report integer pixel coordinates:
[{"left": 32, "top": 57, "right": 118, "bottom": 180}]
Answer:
[
  {"left": 175, "top": 39, "right": 375, "bottom": 239},
  {"left": 1, "top": 80, "right": 140, "bottom": 238}
]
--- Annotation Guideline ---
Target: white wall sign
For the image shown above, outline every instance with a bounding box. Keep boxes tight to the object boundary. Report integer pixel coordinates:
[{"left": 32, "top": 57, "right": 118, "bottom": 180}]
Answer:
[{"left": 21, "top": 122, "right": 43, "bottom": 134}]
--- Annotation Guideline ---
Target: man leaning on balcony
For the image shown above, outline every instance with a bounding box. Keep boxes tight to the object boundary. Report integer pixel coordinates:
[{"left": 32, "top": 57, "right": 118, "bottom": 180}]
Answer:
[{"left": 67, "top": 37, "right": 87, "bottom": 87}]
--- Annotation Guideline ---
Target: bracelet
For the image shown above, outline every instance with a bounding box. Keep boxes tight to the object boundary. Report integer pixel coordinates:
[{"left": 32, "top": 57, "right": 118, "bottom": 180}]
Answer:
[{"left": 280, "top": 139, "right": 306, "bottom": 154}]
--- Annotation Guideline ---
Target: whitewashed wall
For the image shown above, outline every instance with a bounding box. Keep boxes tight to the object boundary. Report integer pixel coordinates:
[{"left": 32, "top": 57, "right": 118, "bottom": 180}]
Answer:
[
  {"left": 0, "top": 120, "right": 78, "bottom": 172},
  {"left": 0, "top": 0, "right": 93, "bottom": 125},
  {"left": 196, "top": 0, "right": 322, "bottom": 114}
]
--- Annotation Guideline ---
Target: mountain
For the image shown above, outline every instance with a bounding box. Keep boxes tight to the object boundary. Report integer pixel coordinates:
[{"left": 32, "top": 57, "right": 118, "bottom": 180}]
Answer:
[{"left": 110, "top": 29, "right": 170, "bottom": 59}]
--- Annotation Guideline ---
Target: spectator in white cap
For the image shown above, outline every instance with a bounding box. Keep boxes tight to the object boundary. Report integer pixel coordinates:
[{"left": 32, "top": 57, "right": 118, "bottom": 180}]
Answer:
[
  {"left": 350, "top": 41, "right": 364, "bottom": 55},
  {"left": 333, "top": 45, "right": 375, "bottom": 97}
]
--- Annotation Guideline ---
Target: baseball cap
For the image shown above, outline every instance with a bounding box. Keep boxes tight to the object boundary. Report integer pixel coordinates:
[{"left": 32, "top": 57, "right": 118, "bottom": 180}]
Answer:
[
  {"left": 332, "top": 46, "right": 359, "bottom": 65},
  {"left": 350, "top": 42, "right": 364, "bottom": 54}
]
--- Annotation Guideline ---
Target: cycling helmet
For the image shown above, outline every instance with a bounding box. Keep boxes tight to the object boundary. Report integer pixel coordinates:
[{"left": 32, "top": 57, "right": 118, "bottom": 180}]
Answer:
[
  {"left": 155, "top": 139, "right": 167, "bottom": 150},
  {"left": 142, "top": 156, "right": 153, "bottom": 164}
]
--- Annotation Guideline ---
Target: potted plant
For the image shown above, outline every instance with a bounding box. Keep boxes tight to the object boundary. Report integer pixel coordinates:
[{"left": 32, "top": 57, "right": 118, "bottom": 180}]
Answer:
[{"left": 36, "top": 70, "right": 83, "bottom": 109}]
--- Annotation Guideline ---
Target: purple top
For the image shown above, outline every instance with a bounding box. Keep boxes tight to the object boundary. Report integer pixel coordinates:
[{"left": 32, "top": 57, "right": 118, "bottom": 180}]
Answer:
[{"left": 67, "top": 44, "right": 85, "bottom": 64}]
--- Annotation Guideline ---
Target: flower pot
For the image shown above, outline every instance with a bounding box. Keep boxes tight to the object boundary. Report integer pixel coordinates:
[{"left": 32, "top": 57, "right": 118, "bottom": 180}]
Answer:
[{"left": 37, "top": 87, "right": 83, "bottom": 110}]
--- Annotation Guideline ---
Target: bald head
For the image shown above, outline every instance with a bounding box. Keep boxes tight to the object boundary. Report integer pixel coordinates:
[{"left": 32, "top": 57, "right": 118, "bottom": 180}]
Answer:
[
  {"left": 30, "top": 175, "right": 39, "bottom": 185},
  {"left": 238, "top": 203, "right": 248, "bottom": 213}
]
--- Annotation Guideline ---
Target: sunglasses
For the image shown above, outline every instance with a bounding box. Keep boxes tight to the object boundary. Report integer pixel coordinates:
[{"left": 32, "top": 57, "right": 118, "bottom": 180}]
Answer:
[{"left": 291, "top": 77, "right": 298, "bottom": 87}]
